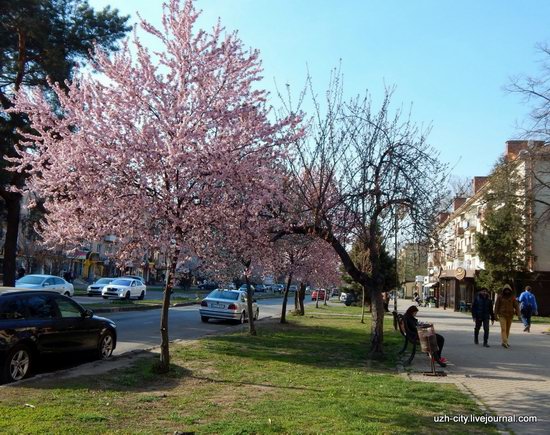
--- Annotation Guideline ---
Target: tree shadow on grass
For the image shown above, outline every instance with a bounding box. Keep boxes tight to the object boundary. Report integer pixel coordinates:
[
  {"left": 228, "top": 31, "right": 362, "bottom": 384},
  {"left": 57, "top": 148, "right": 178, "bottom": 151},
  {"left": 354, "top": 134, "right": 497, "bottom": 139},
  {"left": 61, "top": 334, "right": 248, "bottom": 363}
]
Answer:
[
  {"left": 10, "top": 350, "right": 192, "bottom": 393},
  {"left": 202, "top": 318, "right": 404, "bottom": 371}
]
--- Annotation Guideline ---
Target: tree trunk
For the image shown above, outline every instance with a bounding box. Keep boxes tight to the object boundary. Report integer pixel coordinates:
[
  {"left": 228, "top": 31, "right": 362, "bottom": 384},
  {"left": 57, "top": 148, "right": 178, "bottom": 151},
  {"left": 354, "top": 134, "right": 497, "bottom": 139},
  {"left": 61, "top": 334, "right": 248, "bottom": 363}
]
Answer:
[
  {"left": 158, "top": 247, "right": 180, "bottom": 373},
  {"left": 281, "top": 273, "right": 292, "bottom": 323},
  {"left": 2, "top": 194, "right": 22, "bottom": 286},
  {"left": 294, "top": 282, "right": 299, "bottom": 312},
  {"left": 369, "top": 287, "right": 385, "bottom": 355},
  {"left": 361, "top": 286, "right": 366, "bottom": 323},
  {"left": 244, "top": 275, "right": 257, "bottom": 335},
  {"left": 298, "top": 282, "right": 305, "bottom": 315}
]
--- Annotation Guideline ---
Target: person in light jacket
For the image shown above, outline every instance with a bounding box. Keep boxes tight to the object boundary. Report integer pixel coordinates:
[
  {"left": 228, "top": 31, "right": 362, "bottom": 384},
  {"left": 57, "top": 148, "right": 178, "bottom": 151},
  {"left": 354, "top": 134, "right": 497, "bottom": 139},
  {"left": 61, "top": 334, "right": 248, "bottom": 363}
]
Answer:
[
  {"left": 494, "top": 284, "right": 520, "bottom": 349},
  {"left": 518, "top": 286, "right": 538, "bottom": 332}
]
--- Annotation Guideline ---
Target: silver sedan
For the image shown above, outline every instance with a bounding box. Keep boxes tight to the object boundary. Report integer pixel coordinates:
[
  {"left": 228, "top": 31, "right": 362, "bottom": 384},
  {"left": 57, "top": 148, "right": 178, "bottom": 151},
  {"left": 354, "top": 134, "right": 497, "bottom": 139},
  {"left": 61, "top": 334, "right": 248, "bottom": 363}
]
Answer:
[{"left": 199, "top": 289, "right": 259, "bottom": 323}]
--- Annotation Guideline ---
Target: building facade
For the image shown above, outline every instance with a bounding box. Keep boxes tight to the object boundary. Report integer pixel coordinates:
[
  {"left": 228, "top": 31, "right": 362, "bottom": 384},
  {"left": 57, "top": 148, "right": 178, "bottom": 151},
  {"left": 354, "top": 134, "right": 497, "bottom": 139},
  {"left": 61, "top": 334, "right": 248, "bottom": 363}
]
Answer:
[{"left": 427, "top": 140, "right": 550, "bottom": 314}]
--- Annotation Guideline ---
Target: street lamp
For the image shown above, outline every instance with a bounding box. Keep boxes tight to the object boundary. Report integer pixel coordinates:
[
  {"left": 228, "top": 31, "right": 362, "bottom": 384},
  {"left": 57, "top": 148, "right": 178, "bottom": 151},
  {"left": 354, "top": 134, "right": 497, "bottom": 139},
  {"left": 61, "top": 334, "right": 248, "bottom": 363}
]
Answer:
[{"left": 393, "top": 207, "right": 399, "bottom": 330}]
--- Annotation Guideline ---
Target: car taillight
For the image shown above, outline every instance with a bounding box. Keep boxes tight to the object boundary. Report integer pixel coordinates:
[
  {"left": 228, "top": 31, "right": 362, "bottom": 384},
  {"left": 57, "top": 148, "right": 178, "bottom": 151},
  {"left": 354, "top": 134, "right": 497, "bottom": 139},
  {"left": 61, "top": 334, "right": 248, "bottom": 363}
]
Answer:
[
  {"left": 200, "top": 300, "right": 208, "bottom": 307},
  {"left": 227, "top": 303, "right": 237, "bottom": 310}
]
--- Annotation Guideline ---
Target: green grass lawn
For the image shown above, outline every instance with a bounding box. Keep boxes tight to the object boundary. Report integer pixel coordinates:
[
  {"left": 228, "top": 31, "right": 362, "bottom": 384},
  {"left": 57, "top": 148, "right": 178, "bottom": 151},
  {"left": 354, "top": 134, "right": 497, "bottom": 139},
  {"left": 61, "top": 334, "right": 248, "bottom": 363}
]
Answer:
[
  {"left": 528, "top": 315, "right": 550, "bottom": 325},
  {"left": 0, "top": 307, "right": 496, "bottom": 434}
]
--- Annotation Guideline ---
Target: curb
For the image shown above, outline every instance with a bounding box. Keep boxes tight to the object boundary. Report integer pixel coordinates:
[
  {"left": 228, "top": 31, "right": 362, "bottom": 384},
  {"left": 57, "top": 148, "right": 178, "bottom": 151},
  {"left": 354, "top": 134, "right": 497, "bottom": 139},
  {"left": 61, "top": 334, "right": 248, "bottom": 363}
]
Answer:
[{"left": 93, "top": 301, "right": 199, "bottom": 314}]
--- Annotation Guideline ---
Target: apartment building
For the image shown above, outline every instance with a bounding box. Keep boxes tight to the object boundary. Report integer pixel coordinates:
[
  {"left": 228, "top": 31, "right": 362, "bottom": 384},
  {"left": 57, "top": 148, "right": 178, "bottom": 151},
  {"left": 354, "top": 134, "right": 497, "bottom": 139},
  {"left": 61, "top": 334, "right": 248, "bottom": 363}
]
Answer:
[{"left": 427, "top": 140, "right": 550, "bottom": 314}]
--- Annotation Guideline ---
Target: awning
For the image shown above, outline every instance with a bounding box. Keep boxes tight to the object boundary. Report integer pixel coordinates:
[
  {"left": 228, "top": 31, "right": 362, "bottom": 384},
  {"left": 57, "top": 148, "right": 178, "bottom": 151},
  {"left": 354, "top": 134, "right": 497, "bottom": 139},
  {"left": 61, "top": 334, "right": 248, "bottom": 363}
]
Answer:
[
  {"left": 68, "top": 250, "right": 88, "bottom": 260},
  {"left": 439, "top": 268, "right": 477, "bottom": 279},
  {"left": 423, "top": 282, "right": 439, "bottom": 288}
]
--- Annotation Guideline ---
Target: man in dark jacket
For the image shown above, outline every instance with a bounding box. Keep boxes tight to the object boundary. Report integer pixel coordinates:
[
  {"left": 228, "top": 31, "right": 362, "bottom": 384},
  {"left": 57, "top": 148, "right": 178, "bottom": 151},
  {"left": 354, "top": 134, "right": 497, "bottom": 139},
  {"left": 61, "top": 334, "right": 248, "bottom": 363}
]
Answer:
[{"left": 472, "top": 287, "right": 495, "bottom": 347}]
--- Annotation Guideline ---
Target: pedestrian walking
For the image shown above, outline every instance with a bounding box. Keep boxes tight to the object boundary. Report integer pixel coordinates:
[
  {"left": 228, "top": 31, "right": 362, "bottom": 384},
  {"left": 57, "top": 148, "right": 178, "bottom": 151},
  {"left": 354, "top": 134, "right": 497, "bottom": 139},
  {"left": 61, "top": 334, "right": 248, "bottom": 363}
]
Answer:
[
  {"left": 471, "top": 287, "right": 495, "bottom": 347},
  {"left": 494, "top": 284, "right": 520, "bottom": 349},
  {"left": 518, "top": 285, "right": 538, "bottom": 333}
]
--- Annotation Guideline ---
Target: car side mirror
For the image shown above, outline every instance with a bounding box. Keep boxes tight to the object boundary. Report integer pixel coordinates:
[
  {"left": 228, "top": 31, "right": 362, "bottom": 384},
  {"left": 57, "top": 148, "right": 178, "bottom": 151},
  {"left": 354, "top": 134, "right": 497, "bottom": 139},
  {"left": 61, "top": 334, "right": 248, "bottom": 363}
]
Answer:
[
  {"left": 83, "top": 309, "right": 94, "bottom": 318},
  {"left": 42, "top": 283, "right": 47, "bottom": 287}
]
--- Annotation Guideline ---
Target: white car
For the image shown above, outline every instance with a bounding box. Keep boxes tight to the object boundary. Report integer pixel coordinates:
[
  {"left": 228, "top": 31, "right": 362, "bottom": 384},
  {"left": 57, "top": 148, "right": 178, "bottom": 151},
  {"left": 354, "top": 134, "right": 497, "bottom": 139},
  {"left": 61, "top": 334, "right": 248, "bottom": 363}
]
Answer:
[
  {"left": 101, "top": 278, "right": 146, "bottom": 300},
  {"left": 238, "top": 284, "right": 255, "bottom": 293},
  {"left": 339, "top": 292, "right": 348, "bottom": 302},
  {"left": 200, "top": 289, "right": 259, "bottom": 323},
  {"left": 15, "top": 274, "right": 74, "bottom": 297},
  {"left": 87, "top": 277, "right": 115, "bottom": 296}
]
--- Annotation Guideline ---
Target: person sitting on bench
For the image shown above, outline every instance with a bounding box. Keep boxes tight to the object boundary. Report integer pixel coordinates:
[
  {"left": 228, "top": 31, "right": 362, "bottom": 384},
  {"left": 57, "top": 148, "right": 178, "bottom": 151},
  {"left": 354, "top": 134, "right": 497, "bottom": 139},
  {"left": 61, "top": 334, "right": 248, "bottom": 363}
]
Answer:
[{"left": 403, "top": 305, "right": 447, "bottom": 367}]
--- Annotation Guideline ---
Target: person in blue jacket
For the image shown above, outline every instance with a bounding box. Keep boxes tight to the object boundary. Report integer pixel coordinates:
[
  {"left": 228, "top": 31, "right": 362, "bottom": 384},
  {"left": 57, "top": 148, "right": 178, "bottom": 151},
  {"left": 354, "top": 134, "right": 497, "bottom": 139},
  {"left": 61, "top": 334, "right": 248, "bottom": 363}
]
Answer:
[
  {"left": 518, "top": 286, "right": 538, "bottom": 332},
  {"left": 471, "top": 287, "right": 495, "bottom": 347}
]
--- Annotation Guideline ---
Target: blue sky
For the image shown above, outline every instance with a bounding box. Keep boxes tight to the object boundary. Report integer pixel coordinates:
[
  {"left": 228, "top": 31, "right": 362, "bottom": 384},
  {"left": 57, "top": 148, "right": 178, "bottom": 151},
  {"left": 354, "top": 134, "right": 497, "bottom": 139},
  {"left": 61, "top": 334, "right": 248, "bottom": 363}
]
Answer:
[{"left": 89, "top": 0, "right": 550, "bottom": 179}]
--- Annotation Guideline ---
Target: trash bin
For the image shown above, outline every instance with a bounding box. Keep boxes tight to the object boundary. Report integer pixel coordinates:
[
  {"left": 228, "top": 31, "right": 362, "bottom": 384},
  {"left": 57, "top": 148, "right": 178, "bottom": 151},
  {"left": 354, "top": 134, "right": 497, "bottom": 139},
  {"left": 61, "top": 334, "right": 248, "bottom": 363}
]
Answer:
[{"left": 417, "top": 323, "right": 439, "bottom": 354}]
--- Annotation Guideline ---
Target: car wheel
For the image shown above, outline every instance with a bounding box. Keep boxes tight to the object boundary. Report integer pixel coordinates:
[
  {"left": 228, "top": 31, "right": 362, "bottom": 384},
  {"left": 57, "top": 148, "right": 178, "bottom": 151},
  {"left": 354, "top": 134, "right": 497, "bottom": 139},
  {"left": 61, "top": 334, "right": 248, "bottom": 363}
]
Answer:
[
  {"left": 201, "top": 316, "right": 209, "bottom": 323},
  {"left": 102, "top": 296, "right": 108, "bottom": 300},
  {"left": 125, "top": 291, "right": 131, "bottom": 300},
  {"left": 64, "top": 291, "right": 71, "bottom": 297},
  {"left": 97, "top": 331, "right": 115, "bottom": 359},
  {"left": 3, "top": 345, "right": 32, "bottom": 383},
  {"left": 138, "top": 291, "right": 145, "bottom": 300}
]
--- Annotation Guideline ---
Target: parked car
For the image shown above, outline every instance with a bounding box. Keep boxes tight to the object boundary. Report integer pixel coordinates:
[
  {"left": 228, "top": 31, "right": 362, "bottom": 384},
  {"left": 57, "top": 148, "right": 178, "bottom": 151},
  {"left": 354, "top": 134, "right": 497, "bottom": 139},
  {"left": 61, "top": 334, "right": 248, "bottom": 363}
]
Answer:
[
  {"left": 102, "top": 278, "right": 146, "bottom": 300},
  {"left": 0, "top": 288, "right": 116, "bottom": 383},
  {"left": 339, "top": 292, "right": 348, "bottom": 302},
  {"left": 289, "top": 285, "right": 297, "bottom": 292},
  {"left": 330, "top": 288, "right": 340, "bottom": 297},
  {"left": 255, "top": 284, "right": 266, "bottom": 292},
  {"left": 311, "top": 289, "right": 327, "bottom": 301},
  {"left": 15, "top": 274, "right": 74, "bottom": 297},
  {"left": 199, "top": 289, "right": 259, "bottom": 323},
  {"left": 272, "top": 284, "right": 284, "bottom": 293},
  {"left": 87, "top": 277, "right": 115, "bottom": 296},
  {"left": 238, "top": 284, "right": 255, "bottom": 293},
  {"left": 121, "top": 275, "right": 145, "bottom": 284},
  {"left": 198, "top": 281, "right": 218, "bottom": 290},
  {"left": 344, "top": 293, "right": 357, "bottom": 306}
]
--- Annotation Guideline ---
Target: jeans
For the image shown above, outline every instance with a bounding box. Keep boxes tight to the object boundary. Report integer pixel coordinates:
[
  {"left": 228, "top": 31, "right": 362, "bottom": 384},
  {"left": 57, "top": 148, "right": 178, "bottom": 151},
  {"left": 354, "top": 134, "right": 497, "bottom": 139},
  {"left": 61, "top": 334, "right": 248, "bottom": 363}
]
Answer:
[
  {"left": 521, "top": 305, "right": 532, "bottom": 327},
  {"left": 474, "top": 317, "right": 490, "bottom": 344}
]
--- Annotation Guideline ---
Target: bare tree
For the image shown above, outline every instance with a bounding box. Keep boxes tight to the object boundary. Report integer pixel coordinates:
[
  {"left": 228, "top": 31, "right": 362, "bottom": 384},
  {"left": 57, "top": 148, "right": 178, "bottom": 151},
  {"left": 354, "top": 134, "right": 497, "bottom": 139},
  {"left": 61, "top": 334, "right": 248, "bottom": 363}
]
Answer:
[
  {"left": 507, "top": 44, "right": 550, "bottom": 143},
  {"left": 283, "top": 73, "right": 447, "bottom": 355},
  {"left": 505, "top": 47, "right": 550, "bottom": 226}
]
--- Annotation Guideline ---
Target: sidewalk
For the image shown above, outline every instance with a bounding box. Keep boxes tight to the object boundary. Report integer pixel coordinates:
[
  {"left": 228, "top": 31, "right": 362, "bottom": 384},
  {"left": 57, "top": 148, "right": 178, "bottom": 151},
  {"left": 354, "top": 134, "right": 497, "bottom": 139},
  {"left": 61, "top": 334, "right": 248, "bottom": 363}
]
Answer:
[{"left": 400, "top": 306, "right": 550, "bottom": 434}]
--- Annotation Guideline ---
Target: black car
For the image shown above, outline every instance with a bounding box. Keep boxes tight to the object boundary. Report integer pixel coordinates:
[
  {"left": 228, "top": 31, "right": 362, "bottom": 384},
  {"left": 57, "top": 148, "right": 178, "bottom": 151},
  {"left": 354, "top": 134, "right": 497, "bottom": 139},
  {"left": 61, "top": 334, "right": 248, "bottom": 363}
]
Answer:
[{"left": 0, "top": 288, "right": 117, "bottom": 383}]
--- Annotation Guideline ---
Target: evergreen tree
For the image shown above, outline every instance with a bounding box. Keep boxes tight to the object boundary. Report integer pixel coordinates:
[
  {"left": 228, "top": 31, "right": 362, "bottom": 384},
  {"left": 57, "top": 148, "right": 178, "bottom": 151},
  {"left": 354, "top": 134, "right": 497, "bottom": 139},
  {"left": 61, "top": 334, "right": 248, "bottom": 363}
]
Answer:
[
  {"left": 476, "top": 157, "right": 528, "bottom": 292},
  {"left": 0, "top": 0, "right": 130, "bottom": 285}
]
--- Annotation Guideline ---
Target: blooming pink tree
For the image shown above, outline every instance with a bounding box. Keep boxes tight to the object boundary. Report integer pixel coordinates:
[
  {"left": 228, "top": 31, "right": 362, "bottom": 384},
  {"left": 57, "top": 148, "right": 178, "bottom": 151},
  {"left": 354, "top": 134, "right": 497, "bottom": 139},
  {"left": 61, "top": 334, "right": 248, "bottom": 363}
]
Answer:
[
  {"left": 271, "top": 235, "right": 341, "bottom": 321},
  {"left": 12, "top": 0, "right": 300, "bottom": 371}
]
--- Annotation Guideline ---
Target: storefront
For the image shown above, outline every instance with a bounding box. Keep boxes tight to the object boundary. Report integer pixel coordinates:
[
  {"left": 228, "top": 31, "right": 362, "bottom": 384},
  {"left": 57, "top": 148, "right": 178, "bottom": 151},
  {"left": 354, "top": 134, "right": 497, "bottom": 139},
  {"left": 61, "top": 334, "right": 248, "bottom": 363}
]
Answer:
[{"left": 438, "top": 267, "right": 476, "bottom": 311}]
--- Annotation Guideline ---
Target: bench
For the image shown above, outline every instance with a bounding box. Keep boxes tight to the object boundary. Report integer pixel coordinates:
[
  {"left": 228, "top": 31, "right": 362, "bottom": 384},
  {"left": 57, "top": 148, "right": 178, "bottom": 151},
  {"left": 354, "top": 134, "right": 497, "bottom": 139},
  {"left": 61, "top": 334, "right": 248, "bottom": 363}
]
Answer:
[{"left": 394, "top": 312, "right": 419, "bottom": 365}]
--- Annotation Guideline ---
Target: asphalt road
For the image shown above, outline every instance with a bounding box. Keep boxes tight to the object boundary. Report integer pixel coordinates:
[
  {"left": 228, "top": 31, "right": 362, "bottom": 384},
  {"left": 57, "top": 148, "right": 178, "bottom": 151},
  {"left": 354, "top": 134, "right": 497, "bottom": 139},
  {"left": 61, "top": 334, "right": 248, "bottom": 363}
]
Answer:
[
  {"left": 103, "top": 297, "right": 287, "bottom": 355},
  {"left": 26, "top": 297, "right": 291, "bottom": 379}
]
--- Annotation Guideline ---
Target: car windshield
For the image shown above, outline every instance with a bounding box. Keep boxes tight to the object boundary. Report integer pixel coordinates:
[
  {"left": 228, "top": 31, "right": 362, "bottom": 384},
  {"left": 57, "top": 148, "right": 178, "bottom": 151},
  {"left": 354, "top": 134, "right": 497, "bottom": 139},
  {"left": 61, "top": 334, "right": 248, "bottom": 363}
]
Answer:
[
  {"left": 16, "top": 276, "right": 44, "bottom": 285},
  {"left": 111, "top": 279, "right": 132, "bottom": 286},
  {"left": 207, "top": 290, "right": 240, "bottom": 300},
  {"left": 95, "top": 278, "right": 113, "bottom": 284}
]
